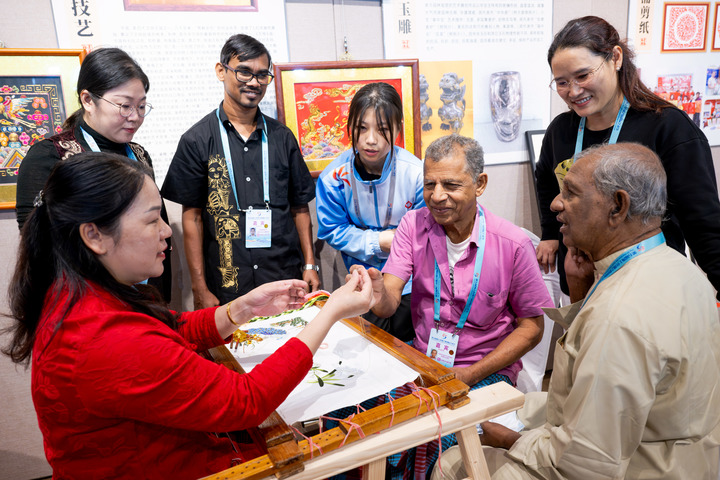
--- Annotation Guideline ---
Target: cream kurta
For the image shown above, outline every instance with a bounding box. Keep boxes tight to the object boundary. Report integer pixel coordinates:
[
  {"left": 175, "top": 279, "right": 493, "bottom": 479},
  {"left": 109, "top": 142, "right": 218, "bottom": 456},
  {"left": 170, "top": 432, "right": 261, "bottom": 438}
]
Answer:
[{"left": 497, "top": 243, "right": 720, "bottom": 479}]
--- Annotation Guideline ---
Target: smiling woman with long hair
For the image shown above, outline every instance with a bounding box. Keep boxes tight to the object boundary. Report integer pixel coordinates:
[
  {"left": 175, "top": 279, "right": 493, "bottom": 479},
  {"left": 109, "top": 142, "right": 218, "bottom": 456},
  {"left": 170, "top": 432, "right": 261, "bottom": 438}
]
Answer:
[
  {"left": 534, "top": 15, "right": 720, "bottom": 298},
  {"left": 4, "top": 152, "right": 375, "bottom": 480},
  {"left": 15, "top": 47, "right": 173, "bottom": 301}
]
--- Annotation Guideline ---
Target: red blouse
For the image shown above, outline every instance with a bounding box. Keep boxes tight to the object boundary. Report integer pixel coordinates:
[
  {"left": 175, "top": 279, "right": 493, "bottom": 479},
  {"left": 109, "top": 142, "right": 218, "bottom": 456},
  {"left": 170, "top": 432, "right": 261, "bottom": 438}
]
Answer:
[{"left": 31, "top": 283, "right": 312, "bottom": 479}]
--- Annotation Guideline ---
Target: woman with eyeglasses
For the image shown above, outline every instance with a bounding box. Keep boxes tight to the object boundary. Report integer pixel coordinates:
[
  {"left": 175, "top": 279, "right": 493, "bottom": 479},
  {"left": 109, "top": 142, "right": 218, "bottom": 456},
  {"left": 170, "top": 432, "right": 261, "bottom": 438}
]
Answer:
[
  {"left": 16, "top": 47, "right": 173, "bottom": 301},
  {"left": 535, "top": 16, "right": 720, "bottom": 298},
  {"left": 5, "top": 151, "right": 375, "bottom": 479}
]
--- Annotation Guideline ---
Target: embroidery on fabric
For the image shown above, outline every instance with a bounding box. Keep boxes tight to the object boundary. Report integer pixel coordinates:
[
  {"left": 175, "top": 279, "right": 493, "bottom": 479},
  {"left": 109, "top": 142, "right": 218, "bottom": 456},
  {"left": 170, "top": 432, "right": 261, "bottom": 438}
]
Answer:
[
  {"left": 56, "top": 139, "right": 83, "bottom": 161},
  {"left": 207, "top": 154, "right": 241, "bottom": 291},
  {"left": 128, "top": 143, "right": 153, "bottom": 177}
]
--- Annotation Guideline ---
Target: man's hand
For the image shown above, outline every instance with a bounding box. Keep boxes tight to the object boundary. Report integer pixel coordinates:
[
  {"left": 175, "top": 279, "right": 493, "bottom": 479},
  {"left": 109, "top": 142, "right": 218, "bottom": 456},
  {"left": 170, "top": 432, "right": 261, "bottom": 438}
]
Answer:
[
  {"left": 565, "top": 246, "right": 596, "bottom": 303},
  {"left": 536, "top": 239, "right": 559, "bottom": 274},
  {"left": 450, "top": 366, "right": 476, "bottom": 386},
  {"left": 479, "top": 421, "right": 521, "bottom": 450},
  {"left": 193, "top": 287, "right": 220, "bottom": 311},
  {"left": 302, "top": 269, "right": 321, "bottom": 292}
]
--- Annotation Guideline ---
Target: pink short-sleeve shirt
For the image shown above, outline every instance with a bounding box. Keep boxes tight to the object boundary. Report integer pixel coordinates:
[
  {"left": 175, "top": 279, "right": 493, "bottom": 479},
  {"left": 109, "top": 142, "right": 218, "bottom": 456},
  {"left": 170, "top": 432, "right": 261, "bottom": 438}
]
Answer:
[{"left": 382, "top": 206, "right": 553, "bottom": 383}]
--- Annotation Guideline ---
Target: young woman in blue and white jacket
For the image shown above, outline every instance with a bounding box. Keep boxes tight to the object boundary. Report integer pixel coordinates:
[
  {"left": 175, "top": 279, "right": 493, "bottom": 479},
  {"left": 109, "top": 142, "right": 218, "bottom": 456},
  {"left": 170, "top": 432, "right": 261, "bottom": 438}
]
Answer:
[{"left": 316, "top": 82, "right": 424, "bottom": 341}]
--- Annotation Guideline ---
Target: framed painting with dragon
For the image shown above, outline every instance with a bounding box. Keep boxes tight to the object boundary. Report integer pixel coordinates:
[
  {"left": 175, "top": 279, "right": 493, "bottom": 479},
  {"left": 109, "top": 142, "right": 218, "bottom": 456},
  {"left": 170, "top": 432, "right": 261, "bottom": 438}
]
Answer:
[
  {"left": 0, "top": 49, "right": 85, "bottom": 209},
  {"left": 273, "top": 60, "right": 420, "bottom": 176}
]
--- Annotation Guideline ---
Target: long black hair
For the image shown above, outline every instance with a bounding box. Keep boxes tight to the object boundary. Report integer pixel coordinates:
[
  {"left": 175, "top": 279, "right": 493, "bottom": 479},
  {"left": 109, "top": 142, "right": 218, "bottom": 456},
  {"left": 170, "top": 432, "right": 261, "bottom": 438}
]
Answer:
[
  {"left": 347, "top": 82, "right": 404, "bottom": 158},
  {"left": 4, "top": 152, "right": 177, "bottom": 365},
  {"left": 63, "top": 47, "right": 150, "bottom": 131},
  {"left": 548, "top": 16, "right": 673, "bottom": 114}
]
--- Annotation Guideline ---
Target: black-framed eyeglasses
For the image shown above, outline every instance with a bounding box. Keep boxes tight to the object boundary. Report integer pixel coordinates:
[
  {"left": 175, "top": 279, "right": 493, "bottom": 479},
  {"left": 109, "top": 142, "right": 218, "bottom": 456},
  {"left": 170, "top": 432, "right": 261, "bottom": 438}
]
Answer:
[
  {"left": 549, "top": 53, "right": 611, "bottom": 92},
  {"left": 95, "top": 95, "right": 153, "bottom": 117},
  {"left": 223, "top": 64, "right": 274, "bottom": 85}
]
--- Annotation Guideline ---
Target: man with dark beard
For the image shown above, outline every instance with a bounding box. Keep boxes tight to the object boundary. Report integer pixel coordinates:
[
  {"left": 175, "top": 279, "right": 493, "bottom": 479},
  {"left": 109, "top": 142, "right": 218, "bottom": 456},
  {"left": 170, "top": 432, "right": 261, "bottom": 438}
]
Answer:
[{"left": 163, "top": 34, "right": 319, "bottom": 308}]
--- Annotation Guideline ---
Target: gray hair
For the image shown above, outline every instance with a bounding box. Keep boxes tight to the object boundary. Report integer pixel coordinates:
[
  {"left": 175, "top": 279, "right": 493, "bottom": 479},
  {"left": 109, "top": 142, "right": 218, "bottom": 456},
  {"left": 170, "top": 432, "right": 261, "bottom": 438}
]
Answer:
[
  {"left": 577, "top": 143, "right": 666, "bottom": 224},
  {"left": 425, "top": 134, "right": 484, "bottom": 179}
]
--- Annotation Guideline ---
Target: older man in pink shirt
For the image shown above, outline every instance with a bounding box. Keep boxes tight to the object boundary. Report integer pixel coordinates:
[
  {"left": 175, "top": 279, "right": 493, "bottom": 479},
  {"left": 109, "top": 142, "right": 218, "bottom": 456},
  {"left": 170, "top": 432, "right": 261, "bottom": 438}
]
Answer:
[{"left": 365, "top": 133, "right": 552, "bottom": 388}]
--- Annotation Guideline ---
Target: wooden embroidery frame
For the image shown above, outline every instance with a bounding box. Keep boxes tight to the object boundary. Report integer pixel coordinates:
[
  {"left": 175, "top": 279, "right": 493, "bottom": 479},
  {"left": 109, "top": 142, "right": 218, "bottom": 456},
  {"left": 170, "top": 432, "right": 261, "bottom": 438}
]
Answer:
[{"left": 202, "top": 308, "right": 524, "bottom": 480}]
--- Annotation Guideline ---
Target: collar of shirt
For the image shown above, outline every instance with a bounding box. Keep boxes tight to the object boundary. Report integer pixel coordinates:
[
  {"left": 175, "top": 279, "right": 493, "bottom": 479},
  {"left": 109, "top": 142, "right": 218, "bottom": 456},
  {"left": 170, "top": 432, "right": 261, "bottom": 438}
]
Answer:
[
  {"left": 544, "top": 242, "right": 664, "bottom": 330},
  {"left": 77, "top": 118, "right": 128, "bottom": 155},
  {"left": 217, "top": 101, "right": 264, "bottom": 140},
  {"left": 424, "top": 204, "right": 482, "bottom": 294}
]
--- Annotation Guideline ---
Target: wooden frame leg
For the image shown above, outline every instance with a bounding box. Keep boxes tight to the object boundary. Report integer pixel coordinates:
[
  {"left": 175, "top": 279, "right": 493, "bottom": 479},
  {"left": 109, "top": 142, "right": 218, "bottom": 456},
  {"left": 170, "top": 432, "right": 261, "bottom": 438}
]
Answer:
[
  {"left": 456, "top": 425, "right": 491, "bottom": 479},
  {"left": 362, "top": 458, "right": 386, "bottom": 480}
]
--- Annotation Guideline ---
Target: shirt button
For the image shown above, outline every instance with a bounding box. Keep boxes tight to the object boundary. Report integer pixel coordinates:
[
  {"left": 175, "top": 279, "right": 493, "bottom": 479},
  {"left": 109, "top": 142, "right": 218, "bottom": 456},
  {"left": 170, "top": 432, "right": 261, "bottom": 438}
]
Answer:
[
  {"left": 244, "top": 147, "right": 249, "bottom": 152},
  {"left": 246, "top": 177, "right": 251, "bottom": 182},
  {"left": 449, "top": 301, "right": 454, "bottom": 306},
  {"left": 253, "top": 265, "right": 258, "bottom": 270}
]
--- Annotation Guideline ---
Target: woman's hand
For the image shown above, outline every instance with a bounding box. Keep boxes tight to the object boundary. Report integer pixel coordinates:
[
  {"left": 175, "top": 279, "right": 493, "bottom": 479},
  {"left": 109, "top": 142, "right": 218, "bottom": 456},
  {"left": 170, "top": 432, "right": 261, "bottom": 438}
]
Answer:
[
  {"left": 233, "top": 279, "right": 308, "bottom": 320},
  {"left": 536, "top": 239, "right": 559, "bottom": 274},
  {"left": 296, "top": 268, "right": 374, "bottom": 353},
  {"left": 323, "top": 268, "right": 375, "bottom": 321},
  {"left": 378, "top": 229, "right": 396, "bottom": 253}
]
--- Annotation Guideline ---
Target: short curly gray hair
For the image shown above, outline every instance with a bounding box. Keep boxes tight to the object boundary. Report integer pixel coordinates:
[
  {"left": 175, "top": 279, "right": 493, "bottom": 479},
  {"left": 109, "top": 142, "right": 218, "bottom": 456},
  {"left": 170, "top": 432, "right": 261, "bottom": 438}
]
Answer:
[
  {"left": 576, "top": 143, "right": 666, "bottom": 224},
  {"left": 425, "top": 134, "right": 484, "bottom": 179}
]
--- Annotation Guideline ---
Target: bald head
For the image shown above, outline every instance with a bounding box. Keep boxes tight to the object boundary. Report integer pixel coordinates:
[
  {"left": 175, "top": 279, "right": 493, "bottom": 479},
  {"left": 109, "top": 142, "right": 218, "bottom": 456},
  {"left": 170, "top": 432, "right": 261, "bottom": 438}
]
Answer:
[{"left": 576, "top": 143, "right": 667, "bottom": 225}]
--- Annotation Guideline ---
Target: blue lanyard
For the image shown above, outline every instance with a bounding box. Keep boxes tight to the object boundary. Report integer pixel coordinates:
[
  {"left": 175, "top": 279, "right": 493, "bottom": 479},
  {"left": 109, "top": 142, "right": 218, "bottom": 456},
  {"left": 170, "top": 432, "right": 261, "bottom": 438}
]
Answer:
[
  {"left": 581, "top": 232, "right": 665, "bottom": 308},
  {"left": 216, "top": 108, "right": 270, "bottom": 211},
  {"left": 574, "top": 97, "right": 630, "bottom": 156},
  {"left": 349, "top": 149, "right": 398, "bottom": 229},
  {"left": 433, "top": 206, "right": 486, "bottom": 332},
  {"left": 80, "top": 127, "right": 137, "bottom": 161}
]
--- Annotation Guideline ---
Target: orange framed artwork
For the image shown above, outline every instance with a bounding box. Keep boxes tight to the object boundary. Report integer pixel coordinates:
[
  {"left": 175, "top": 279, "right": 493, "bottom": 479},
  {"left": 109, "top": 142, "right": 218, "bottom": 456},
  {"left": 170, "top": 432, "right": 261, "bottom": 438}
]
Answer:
[
  {"left": 273, "top": 60, "right": 420, "bottom": 176},
  {"left": 0, "top": 48, "right": 85, "bottom": 209}
]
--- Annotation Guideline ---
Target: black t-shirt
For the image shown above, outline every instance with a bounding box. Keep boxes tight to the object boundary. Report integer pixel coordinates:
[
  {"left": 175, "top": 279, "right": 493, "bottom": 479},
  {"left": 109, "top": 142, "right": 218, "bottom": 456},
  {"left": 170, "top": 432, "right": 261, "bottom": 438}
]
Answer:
[
  {"left": 161, "top": 104, "right": 315, "bottom": 302},
  {"left": 536, "top": 106, "right": 720, "bottom": 297}
]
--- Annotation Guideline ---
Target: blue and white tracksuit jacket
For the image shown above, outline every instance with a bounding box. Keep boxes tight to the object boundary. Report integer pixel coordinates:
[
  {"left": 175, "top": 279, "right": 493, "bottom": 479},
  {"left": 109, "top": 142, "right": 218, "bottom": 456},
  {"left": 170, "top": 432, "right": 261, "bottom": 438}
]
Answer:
[{"left": 316, "top": 147, "right": 424, "bottom": 295}]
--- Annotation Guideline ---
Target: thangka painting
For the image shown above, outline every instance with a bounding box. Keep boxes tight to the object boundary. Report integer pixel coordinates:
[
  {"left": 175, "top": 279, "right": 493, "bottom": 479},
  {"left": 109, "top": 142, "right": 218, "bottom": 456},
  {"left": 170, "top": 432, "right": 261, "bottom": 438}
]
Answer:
[
  {"left": 0, "top": 76, "right": 66, "bottom": 187},
  {"left": 274, "top": 60, "right": 420, "bottom": 176},
  {"left": 227, "top": 305, "right": 418, "bottom": 424}
]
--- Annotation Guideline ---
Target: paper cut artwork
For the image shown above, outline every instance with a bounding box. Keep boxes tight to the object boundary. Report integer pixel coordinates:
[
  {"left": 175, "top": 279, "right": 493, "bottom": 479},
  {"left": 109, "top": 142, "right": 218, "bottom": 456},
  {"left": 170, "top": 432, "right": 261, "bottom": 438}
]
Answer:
[
  {"left": 662, "top": 3, "right": 709, "bottom": 52},
  {"left": 227, "top": 306, "right": 419, "bottom": 424}
]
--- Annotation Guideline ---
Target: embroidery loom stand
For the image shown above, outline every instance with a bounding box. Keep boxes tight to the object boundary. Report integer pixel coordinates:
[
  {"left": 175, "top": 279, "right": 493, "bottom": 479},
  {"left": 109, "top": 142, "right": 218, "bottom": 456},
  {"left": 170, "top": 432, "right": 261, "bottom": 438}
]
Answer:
[{"left": 202, "top": 310, "right": 524, "bottom": 480}]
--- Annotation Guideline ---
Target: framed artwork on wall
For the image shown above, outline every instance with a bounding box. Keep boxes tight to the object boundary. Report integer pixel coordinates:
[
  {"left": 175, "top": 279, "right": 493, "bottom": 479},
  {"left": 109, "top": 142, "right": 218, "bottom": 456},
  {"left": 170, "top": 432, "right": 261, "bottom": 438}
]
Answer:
[
  {"left": 0, "top": 48, "right": 85, "bottom": 209},
  {"left": 524, "top": 129, "right": 545, "bottom": 173},
  {"left": 712, "top": 3, "right": 720, "bottom": 51},
  {"left": 525, "top": 129, "right": 545, "bottom": 212},
  {"left": 123, "top": 0, "right": 258, "bottom": 12},
  {"left": 273, "top": 60, "right": 420, "bottom": 176},
  {"left": 661, "top": 2, "right": 710, "bottom": 52}
]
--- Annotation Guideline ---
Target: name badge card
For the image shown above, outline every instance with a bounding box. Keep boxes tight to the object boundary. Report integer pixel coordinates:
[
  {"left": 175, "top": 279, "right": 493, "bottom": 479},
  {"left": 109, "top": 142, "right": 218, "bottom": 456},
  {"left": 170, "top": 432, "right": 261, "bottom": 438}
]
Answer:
[
  {"left": 245, "top": 209, "right": 272, "bottom": 248},
  {"left": 427, "top": 327, "right": 459, "bottom": 368}
]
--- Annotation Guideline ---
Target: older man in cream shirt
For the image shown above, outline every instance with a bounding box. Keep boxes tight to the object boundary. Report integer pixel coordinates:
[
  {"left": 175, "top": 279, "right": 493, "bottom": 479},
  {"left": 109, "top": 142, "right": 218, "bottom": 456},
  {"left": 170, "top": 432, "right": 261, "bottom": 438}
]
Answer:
[{"left": 435, "top": 143, "right": 720, "bottom": 479}]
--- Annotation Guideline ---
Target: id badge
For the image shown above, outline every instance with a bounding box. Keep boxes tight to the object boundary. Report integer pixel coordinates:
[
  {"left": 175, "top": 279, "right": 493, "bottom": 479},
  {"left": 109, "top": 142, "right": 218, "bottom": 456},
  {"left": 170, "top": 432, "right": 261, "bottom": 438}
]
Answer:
[
  {"left": 426, "top": 327, "right": 459, "bottom": 368},
  {"left": 245, "top": 209, "right": 272, "bottom": 248}
]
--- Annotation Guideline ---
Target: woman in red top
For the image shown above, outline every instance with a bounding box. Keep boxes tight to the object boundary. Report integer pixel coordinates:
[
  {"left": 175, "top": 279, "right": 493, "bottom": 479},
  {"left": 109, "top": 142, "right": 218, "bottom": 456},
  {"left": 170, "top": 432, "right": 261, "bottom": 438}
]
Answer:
[{"left": 3, "top": 152, "right": 375, "bottom": 479}]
